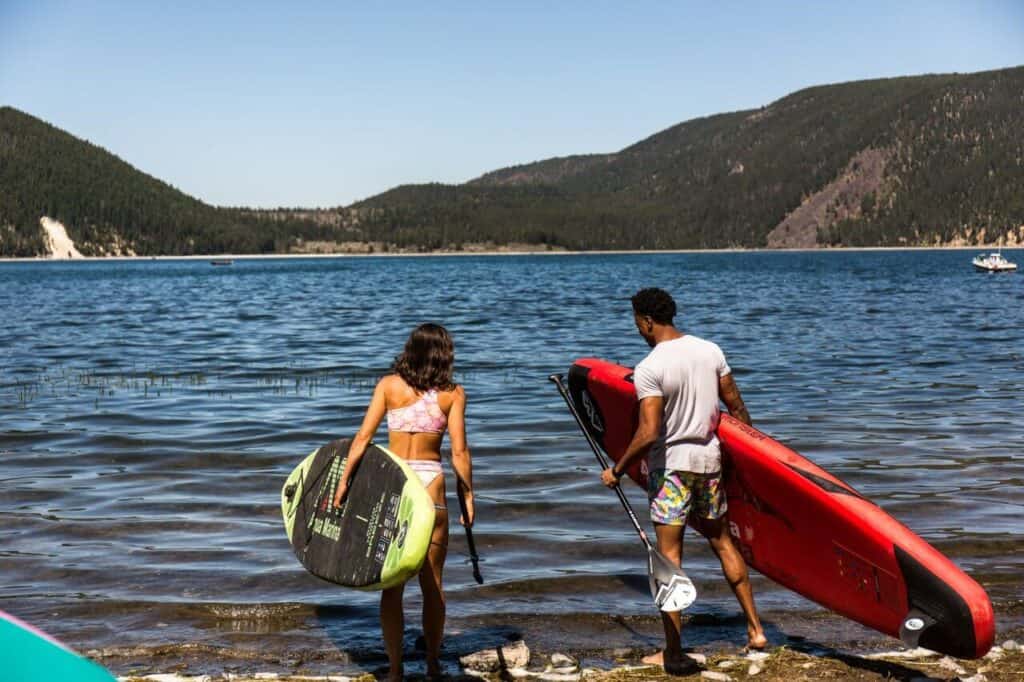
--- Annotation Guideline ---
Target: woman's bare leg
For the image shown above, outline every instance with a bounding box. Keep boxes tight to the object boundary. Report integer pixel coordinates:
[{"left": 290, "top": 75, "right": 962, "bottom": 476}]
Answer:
[
  {"left": 380, "top": 582, "right": 406, "bottom": 681},
  {"left": 419, "top": 475, "right": 449, "bottom": 677}
]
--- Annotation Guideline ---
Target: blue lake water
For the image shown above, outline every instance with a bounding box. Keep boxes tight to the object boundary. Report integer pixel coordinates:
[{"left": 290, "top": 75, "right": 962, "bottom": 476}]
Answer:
[{"left": 1, "top": 251, "right": 1021, "bottom": 675}]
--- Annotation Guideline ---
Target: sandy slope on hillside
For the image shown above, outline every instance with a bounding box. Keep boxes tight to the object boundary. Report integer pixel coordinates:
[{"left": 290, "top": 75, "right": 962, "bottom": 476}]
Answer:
[{"left": 40, "top": 217, "right": 83, "bottom": 259}]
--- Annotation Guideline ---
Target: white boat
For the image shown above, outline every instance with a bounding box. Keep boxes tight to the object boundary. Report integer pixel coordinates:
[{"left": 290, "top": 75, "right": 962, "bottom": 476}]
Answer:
[{"left": 972, "top": 250, "right": 1017, "bottom": 272}]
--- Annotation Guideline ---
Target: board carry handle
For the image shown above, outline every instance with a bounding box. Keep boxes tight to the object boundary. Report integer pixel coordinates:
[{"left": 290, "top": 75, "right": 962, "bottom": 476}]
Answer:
[{"left": 548, "top": 373, "right": 652, "bottom": 549}]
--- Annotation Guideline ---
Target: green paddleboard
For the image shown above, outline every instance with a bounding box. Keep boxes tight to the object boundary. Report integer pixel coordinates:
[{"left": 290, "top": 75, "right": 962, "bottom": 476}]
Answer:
[{"left": 281, "top": 439, "right": 435, "bottom": 590}]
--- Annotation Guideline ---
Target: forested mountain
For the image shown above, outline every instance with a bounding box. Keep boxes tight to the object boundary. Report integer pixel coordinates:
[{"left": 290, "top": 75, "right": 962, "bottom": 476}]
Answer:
[
  {"left": 352, "top": 66, "right": 1024, "bottom": 250},
  {"left": 2, "top": 65, "right": 1023, "bottom": 256},
  {"left": 0, "top": 108, "right": 340, "bottom": 256}
]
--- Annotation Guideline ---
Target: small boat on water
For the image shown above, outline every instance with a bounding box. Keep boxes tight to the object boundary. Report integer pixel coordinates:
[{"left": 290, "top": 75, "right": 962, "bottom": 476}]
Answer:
[
  {"left": 210, "top": 259, "right": 234, "bottom": 266},
  {"left": 972, "top": 250, "right": 1017, "bottom": 272}
]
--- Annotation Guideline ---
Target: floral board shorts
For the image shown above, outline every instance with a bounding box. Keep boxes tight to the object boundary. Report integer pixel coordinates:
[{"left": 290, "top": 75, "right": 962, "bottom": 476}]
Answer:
[{"left": 647, "top": 469, "right": 727, "bottom": 526}]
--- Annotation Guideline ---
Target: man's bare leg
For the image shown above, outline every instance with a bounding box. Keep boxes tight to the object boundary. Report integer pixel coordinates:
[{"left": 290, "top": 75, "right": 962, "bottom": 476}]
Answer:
[
  {"left": 641, "top": 522, "right": 686, "bottom": 670},
  {"left": 695, "top": 517, "right": 767, "bottom": 649}
]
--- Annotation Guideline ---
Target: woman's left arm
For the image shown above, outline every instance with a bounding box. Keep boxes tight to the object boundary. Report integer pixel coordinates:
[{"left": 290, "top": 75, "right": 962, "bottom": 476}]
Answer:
[
  {"left": 333, "top": 378, "right": 388, "bottom": 507},
  {"left": 447, "top": 386, "right": 474, "bottom": 526}
]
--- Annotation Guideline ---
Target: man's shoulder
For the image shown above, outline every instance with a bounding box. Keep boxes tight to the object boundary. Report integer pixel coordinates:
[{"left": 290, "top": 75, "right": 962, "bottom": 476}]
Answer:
[
  {"left": 666, "top": 333, "right": 722, "bottom": 357},
  {"left": 641, "top": 336, "right": 726, "bottom": 371},
  {"left": 636, "top": 346, "right": 664, "bottom": 371},
  {"left": 685, "top": 334, "right": 722, "bottom": 352},
  {"left": 636, "top": 341, "right": 681, "bottom": 377},
  {"left": 649, "top": 334, "right": 721, "bottom": 355}
]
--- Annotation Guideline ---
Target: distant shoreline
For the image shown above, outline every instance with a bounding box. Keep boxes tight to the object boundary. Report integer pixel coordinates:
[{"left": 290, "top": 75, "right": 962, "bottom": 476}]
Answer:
[{"left": 1, "top": 244, "right": 1019, "bottom": 263}]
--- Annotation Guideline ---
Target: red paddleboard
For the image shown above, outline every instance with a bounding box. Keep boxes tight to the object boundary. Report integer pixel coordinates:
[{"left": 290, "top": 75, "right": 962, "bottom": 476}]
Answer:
[{"left": 566, "top": 358, "right": 994, "bottom": 659}]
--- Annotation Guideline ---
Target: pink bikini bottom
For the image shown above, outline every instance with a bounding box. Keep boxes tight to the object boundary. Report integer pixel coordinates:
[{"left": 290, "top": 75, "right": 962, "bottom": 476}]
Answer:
[
  {"left": 406, "top": 460, "right": 447, "bottom": 514},
  {"left": 406, "top": 459, "right": 443, "bottom": 488}
]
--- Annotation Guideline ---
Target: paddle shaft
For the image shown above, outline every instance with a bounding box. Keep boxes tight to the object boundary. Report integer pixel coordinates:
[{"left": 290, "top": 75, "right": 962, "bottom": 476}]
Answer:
[
  {"left": 456, "top": 477, "right": 484, "bottom": 584},
  {"left": 549, "top": 374, "right": 653, "bottom": 550}
]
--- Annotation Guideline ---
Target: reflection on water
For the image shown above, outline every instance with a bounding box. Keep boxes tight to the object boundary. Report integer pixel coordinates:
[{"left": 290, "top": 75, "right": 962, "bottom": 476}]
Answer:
[{"left": 1, "top": 251, "right": 1022, "bottom": 671}]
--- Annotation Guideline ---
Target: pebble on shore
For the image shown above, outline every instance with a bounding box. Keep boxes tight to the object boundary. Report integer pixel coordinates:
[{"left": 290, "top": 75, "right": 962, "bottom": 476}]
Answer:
[{"left": 458, "top": 639, "right": 530, "bottom": 673}]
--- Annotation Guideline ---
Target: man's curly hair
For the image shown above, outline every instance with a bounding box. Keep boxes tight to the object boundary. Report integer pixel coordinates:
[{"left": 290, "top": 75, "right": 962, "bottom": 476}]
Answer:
[{"left": 631, "top": 288, "right": 676, "bottom": 325}]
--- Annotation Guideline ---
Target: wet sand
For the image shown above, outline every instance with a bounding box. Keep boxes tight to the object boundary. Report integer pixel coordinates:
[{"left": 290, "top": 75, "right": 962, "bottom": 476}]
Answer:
[
  {"left": 590, "top": 641, "right": 1024, "bottom": 682},
  {"left": 97, "top": 612, "right": 1024, "bottom": 681}
]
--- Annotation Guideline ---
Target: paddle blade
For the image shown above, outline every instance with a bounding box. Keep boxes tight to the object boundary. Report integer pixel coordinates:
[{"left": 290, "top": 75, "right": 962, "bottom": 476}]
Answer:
[{"left": 648, "top": 548, "right": 697, "bottom": 612}]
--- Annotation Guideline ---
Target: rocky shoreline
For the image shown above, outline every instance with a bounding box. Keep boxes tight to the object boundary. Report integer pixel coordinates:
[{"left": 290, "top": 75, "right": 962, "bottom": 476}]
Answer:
[
  {"left": 4, "top": 243, "right": 1023, "bottom": 263},
  {"left": 111, "top": 637, "right": 1024, "bottom": 682}
]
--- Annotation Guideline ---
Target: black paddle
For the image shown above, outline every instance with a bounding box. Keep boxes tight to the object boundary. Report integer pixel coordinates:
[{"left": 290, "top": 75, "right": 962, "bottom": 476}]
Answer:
[
  {"left": 549, "top": 373, "right": 696, "bottom": 612},
  {"left": 456, "top": 477, "right": 484, "bottom": 584}
]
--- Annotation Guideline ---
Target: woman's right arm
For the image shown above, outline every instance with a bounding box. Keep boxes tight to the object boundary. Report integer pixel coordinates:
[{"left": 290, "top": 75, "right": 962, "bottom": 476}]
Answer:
[
  {"left": 447, "top": 385, "right": 474, "bottom": 526},
  {"left": 333, "top": 378, "right": 388, "bottom": 507}
]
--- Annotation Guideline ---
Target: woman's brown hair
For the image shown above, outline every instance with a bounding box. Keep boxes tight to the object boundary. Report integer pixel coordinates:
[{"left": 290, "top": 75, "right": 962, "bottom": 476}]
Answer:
[{"left": 393, "top": 323, "right": 456, "bottom": 392}]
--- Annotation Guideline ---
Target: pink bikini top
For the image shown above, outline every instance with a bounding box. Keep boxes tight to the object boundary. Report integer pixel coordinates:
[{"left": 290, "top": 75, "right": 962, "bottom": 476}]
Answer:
[{"left": 387, "top": 389, "right": 448, "bottom": 434}]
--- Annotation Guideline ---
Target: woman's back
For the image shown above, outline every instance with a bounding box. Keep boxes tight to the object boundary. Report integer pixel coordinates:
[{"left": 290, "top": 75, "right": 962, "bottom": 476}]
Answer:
[{"left": 382, "top": 375, "right": 459, "bottom": 460}]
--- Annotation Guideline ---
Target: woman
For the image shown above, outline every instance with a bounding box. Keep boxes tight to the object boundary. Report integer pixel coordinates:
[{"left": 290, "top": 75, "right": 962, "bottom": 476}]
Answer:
[{"left": 332, "top": 323, "right": 474, "bottom": 681}]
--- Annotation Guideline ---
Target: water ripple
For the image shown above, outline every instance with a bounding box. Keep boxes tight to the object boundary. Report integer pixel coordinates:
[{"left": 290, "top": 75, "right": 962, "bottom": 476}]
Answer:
[{"left": 1, "top": 251, "right": 1022, "bottom": 653}]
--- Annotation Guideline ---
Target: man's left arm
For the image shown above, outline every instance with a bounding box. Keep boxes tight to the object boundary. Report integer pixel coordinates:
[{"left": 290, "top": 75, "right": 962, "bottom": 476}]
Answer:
[
  {"left": 601, "top": 396, "right": 663, "bottom": 487},
  {"left": 719, "top": 373, "right": 752, "bottom": 426}
]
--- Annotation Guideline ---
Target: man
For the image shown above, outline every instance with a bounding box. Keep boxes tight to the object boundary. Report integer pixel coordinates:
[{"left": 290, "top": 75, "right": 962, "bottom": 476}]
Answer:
[{"left": 601, "top": 287, "right": 767, "bottom": 671}]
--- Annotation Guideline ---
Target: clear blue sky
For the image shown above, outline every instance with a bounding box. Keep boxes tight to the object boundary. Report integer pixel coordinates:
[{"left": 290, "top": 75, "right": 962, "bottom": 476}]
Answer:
[{"left": 3, "top": 1, "right": 1023, "bottom": 208}]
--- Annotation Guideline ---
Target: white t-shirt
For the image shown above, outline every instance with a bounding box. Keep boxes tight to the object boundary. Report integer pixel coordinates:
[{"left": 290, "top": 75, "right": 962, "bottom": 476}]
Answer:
[{"left": 633, "top": 334, "right": 731, "bottom": 474}]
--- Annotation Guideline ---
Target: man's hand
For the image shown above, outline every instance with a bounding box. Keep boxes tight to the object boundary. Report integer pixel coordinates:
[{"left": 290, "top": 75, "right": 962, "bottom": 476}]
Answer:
[{"left": 601, "top": 467, "right": 621, "bottom": 488}]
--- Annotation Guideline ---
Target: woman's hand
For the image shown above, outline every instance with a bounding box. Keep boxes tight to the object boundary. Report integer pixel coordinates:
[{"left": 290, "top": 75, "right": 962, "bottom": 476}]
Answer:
[
  {"left": 332, "top": 479, "right": 349, "bottom": 508},
  {"left": 601, "top": 466, "right": 621, "bottom": 488},
  {"left": 331, "top": 379, "right": 388, "bottom": 510},
  {"left": 459, "top": 490, "right": 475, "bottom": 528}
]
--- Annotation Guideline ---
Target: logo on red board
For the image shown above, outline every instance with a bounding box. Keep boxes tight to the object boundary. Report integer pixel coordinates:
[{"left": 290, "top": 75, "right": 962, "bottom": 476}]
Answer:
[{"left": 581, "top": 390, "right": 604, "bottom": 433}]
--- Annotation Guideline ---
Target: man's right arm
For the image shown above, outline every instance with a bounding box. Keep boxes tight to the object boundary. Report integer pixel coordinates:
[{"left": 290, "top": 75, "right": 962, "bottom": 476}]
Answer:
[
  {"left": 719, "top": 373, "right": 752, "bottom": 426},
  {"left": 601, "top": 395, "right": 662, "bottom": 487}
]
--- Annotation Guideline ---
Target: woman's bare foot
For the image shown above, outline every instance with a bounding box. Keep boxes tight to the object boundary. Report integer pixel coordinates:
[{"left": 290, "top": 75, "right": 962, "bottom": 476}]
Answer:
[
  {"left": 745, "top": 627, "right": 768, "bottom": 651},
  {"left": 425, "top": 656, "right": 443, "bottom": 679},
  {"left": 642, "top": 649, "right": 688, "bottom": 674},
  {"left": 386, "top": 666, "right": 403, "bottom": 682}
]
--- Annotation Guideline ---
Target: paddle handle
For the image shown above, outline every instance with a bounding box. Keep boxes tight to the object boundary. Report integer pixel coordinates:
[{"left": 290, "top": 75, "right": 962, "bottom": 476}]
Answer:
[
  {"left": 549, "top": 374, "right": 653, "bottom": 550},
  {"left": 456, "top": 478, "right": 484, "bottom": 584}
]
